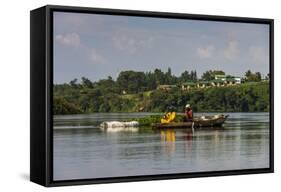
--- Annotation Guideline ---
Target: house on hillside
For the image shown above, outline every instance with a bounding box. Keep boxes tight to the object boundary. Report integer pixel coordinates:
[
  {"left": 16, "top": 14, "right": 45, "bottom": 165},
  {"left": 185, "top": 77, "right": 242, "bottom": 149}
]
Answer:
[
  {"left": 215, "top": 75, "right": 242, "bottom": 85},
  {"left": 214, "top": 74, "right": 227, "bottom": 81},
  {"left": 181, "top": 81, "right": 197, "bottom": 90},
  {"left": 157, "top": 84, "right": 178, "bottom": 91},
  {"left": 181, "top": 74, "right": 243, "bottom": 91},
  {"left": 211, "top": 79, "right": 225, "bottom": 87},
  {"left": 197, "top": 81, "right": 212, "bottom": 88}
]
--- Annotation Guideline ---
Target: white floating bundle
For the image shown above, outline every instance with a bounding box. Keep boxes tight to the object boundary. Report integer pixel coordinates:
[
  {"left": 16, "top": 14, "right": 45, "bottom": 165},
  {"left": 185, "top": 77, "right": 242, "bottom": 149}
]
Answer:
[{"left": 100, "top": 121, "right": 139, "bottom": 129}]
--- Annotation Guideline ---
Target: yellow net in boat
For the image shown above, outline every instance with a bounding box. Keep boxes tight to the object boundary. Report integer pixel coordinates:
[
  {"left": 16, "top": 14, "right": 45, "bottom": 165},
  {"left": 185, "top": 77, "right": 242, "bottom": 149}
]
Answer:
[{"left": 161, "top": 112, "right": 176, "bottom": 123}]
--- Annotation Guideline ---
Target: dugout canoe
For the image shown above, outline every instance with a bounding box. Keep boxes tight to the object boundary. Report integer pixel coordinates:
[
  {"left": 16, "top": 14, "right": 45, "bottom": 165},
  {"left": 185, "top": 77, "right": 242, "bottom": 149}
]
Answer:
[{"left": 152, "top": 114, "right": 229, "bottom": 129}]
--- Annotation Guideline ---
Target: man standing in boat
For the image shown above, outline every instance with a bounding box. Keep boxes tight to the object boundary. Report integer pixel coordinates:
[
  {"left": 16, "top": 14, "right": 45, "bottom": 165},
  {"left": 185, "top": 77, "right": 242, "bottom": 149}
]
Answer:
[{"left": 184, "top": 104, "right": 193, "bottom": 122}]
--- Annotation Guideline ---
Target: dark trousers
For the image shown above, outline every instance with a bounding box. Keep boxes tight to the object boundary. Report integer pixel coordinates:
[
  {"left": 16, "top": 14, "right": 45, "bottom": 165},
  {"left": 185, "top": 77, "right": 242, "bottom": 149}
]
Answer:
[{"left": 184, "top": 116, "right": 193, "bottom": 122}]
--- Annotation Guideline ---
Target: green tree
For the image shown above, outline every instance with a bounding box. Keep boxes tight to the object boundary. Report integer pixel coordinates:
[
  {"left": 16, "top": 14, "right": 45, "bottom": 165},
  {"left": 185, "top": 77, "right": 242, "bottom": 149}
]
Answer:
[
  {"left": 154, "top": 68, "right": 166, "bottom": 85},
  {"left": 81, "top": 77, "right": 93, "bottom": 88},
  {"left": 190, "top": 70, "right": 197, "bottom": 81},
  {"left": 180, "top": 70, "right": 190, "bottom": 82},
  {"left": 117, "top": 71, "right": 146, "bottom": 94},
  {"left": 69, "top": 78, "right": 78, "bottom": 87},
  {"left": 53, "top": 96, "right": 81, "bottom": 114},
  {"left": 244, "top": 70, "right": 262, "bottom": 82},
  {"left": 145, "top": 72, "right": 157, "bottom": 90},
  {"left": 201, "top": 70, "right": 225, "bottom": 80}
]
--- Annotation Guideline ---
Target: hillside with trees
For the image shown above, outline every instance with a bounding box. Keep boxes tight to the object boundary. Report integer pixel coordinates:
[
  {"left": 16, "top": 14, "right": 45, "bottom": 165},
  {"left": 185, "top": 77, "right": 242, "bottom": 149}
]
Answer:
[{"left": 53, "top": 69, "right": 270, "bottom": 114}]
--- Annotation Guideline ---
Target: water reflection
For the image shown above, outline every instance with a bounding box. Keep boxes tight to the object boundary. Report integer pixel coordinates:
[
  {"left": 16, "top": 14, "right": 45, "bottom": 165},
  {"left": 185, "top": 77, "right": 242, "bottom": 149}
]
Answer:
[
  {"left": 160, "top": 129, "right": 176, "bottom": 154},
  {"left": 160, "top": 129, "right": 176, "bottom": 142},
  {"left": 53, "top": 112, "right": 270, "bottom": 180}
]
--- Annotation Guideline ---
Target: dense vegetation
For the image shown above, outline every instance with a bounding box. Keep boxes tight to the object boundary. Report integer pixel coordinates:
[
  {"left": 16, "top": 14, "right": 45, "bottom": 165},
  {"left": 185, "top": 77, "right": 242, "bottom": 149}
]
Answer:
[{"left": 53, "top": 69, "right": 269, "bottom": 115}]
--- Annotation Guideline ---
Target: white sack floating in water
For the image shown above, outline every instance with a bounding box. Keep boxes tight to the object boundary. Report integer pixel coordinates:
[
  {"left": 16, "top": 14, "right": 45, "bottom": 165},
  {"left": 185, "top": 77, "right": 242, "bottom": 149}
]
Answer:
[{"left": 100, "top": 121, "right": 139, "bottom": 128}]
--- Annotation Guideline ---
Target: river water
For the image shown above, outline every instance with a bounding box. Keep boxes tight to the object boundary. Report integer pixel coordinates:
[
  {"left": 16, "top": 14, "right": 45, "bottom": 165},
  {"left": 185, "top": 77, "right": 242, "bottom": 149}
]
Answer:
[{"left": 53, "top": 112, "right": 269, "bottom": 181}]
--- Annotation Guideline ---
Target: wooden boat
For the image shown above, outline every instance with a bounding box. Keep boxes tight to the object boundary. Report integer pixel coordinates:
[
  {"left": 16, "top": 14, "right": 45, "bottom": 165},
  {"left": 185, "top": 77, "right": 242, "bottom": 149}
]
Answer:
[{"left": 152, "top": 114, "right": 229, "bottom": 129}]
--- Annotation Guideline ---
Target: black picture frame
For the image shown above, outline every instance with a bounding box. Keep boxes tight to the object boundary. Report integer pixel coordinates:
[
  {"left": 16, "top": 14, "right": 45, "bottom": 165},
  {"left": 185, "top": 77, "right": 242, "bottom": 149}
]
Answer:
[{"left": 30, "top": 5, "right": 274, "bottom": 187}]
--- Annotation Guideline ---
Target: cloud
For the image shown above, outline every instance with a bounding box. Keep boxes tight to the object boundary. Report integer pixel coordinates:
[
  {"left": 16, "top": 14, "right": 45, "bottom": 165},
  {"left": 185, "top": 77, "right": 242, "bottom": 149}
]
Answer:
[
  {"left": 54, "top": 12, "right": 107, "bottom": 37},
  {"left": 197, "top": 45, "right": 215, "bottom": 58},
  {"left": 89, "top": 49, "right": 106, "bottom": 64},
  {"left": 224, "top": 41, "right": 238, "bottom": 60},
  {"left": 55, "top": 33, "right": 81, "bottom": 46},
  {"left": 55, "top": 32, "right": 106, "bottom": 64},
  {"left": 249, "top": 46, "right": 268, "bottom": 64},
  {"left": 112, "top": 29, "right": 154, "bottom": 54}
]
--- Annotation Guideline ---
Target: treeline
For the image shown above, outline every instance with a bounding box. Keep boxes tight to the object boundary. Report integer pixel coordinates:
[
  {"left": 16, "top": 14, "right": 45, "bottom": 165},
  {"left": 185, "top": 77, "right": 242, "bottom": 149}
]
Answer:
[
  {"left": 53, "top": 68, "right": 269, "bottom": 114},
  {"left": 65, "top": 68, "right": 198, "bottom": 95},
  {"left": 57, "top": 68, "right": 268, "bottom": 95}
]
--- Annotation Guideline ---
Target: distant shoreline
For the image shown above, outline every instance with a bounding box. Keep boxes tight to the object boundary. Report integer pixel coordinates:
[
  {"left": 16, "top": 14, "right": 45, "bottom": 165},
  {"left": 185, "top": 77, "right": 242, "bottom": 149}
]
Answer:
[{"left": 53, "top": 111, "right": 270, "bottom": 116}]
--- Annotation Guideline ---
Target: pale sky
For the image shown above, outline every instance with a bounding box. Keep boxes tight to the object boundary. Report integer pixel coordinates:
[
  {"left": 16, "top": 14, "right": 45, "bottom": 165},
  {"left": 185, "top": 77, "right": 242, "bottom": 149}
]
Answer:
[{"left": 53, "top": 11, "right": 270, "bottom": 84}]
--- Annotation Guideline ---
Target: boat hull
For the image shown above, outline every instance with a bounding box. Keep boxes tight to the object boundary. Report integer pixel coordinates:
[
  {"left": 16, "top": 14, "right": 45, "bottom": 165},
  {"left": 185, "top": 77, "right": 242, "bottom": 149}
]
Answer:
[{"left": 153, "top": 114, "right": 228, "bottom": 129}]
